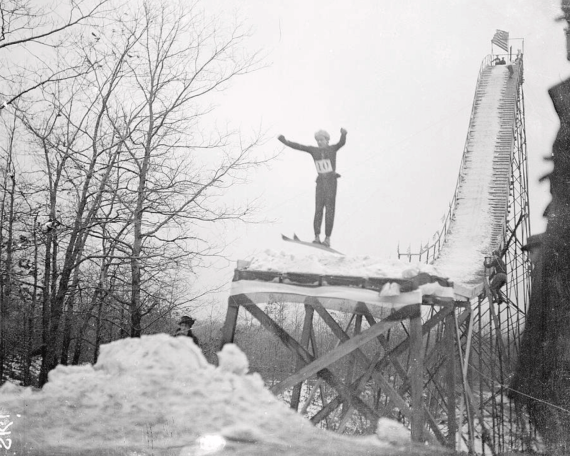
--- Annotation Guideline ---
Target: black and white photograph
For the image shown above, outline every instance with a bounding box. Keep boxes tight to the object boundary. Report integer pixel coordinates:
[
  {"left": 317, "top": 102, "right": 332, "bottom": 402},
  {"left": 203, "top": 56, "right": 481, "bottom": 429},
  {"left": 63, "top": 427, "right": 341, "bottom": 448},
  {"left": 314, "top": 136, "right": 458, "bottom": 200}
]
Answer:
[{"left": 1, "top": 0, "right": 569, "bottom": 455}]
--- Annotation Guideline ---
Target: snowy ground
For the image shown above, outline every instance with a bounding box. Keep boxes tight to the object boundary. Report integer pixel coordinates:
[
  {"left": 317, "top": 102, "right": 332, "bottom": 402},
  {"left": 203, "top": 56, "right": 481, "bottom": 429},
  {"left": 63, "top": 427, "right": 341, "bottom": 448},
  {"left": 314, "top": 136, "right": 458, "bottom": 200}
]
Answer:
[{"left": 0, "top": 335, "right": 454, "bottom": 456}]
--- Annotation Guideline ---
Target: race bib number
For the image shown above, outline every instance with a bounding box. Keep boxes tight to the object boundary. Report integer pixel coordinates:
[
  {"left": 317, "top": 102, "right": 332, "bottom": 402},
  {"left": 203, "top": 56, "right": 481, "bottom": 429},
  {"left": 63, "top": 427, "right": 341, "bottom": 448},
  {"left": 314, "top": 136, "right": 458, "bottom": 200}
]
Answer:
[{"left": 314, "top": 159, "right": 332, "bottom": 174}]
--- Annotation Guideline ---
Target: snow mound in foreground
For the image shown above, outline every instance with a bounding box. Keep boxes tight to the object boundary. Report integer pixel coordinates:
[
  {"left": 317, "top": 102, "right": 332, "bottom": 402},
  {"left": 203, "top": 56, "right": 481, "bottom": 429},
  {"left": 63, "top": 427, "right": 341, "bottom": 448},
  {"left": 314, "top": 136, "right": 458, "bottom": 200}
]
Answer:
[
  {"left": 0, "top": 335, "right": 422, "bottom": 454},
  {"left": 0, "top": 335, "right": 312, "bottom": 450}
]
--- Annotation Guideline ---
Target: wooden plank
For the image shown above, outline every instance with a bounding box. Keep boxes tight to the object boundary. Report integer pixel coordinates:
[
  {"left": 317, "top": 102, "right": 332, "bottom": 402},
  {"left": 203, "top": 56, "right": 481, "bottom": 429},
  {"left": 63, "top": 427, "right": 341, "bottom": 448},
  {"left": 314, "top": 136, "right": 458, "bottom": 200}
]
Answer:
[
  {"left": 273, "top": 304, "right": 414, "bottom": 395},
  {"left": 372, "top": 305, "right": 459, "bottom": 373},
  {"left": 310, "top": 349, "right": 386, "bottom": 426},
  {"left": 311, "top": 303, "right": 445, "bottom": 443},
  {"left": 409, "top": 304, "right": 424, "bottom": 442},
  {"left": 345, "top": 314, "right": 362, "bottom": 385},
  {"left": 485, "top": 283, "right": 511, "bottom": 373},
  {"left": 220, "top": 296, "right": 240, "bottom": 347},
  {"left": 454, "top": 308, "right": 475, "bottom": 454},
  {"left": 423, "top": 406, "right": 448, "bottom": 447},
  {"left": 362, "top": 306, "right": 447, "bottom": 443},
  {"left": 309, "top": 299, "right": 420, "bottom": 417},
  {"left": 445, "top": 311, "right": 457, "bottom": 450},
  {"left": 362, "top": 311, "right": 409, "bottom": 385},
  {"left": 236, "top": 295, "right": 380, "bottom": 424},
  {"left": 290, "top": 303, "right": 314, "bottom": 411}
]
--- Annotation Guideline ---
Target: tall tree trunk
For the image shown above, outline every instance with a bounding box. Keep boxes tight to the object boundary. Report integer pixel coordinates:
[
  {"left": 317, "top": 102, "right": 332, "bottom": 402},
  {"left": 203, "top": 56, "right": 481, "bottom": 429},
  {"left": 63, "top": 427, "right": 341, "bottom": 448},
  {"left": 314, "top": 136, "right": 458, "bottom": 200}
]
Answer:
[
  {"left": 60, "top": 264, "right": 81, "bottom": 365},
  {"left": 0, "top": 120, "right": 17, "bottom": 384},
  {"left": 24, "top": 217, "right": 39, "bottom": 386},
  {"left": 71, "top": 292, "right": 99, "bottom": 365},
  {"left": 129, "top": 255, "right": 143, "bottom": 337},
  {"left": 93, "top": 293, "right": 104, "bottom": 363},
  {"left": 38, "top": 234, "right": 53, "bottom": 386}
]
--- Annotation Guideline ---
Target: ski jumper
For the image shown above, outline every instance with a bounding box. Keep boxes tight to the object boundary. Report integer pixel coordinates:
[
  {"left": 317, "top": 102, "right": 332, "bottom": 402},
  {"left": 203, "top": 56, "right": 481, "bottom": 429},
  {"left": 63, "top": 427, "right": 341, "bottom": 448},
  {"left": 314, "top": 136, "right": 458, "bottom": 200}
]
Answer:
[{"left": 279, "top": 131, "right": 347, "bottom": 237}]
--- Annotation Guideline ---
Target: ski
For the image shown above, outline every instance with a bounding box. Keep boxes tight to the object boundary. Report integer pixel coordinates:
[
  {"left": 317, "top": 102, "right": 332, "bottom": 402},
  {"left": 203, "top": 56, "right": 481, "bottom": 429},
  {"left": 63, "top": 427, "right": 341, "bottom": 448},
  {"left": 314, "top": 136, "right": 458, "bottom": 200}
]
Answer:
[{"left": 281, "top": 234, "right": 344, "bottom": 255}]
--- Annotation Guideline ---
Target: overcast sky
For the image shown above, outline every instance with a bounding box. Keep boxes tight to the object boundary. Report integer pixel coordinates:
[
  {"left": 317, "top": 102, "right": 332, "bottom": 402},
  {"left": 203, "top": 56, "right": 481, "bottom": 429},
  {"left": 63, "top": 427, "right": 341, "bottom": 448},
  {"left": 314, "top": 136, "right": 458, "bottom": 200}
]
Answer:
[{"left": 192, "top": 0, "right": 568, "bottom": 316}]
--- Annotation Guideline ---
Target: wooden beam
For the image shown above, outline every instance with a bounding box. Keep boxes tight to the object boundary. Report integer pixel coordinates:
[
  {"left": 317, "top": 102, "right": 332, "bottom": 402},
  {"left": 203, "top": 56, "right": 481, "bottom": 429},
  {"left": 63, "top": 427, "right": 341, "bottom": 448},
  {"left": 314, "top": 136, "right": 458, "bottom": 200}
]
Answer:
[
  {"left": 310, "top": 349, "right": 385, "bottom": 426},
  {"left": 372, "top": 305, "right": 458, "bottom": 373},
  {"left": 362, "top": 310, "right": 409, "bottom": 385},
  {"left": 356, "top": 306, "right": 462, "bottom": 423},
  {"left": 274, "top": 301, "right": 413, "bottom": 395},
  {"left": 220, "top": 296, "right": 240, "bottom": 348},
  {"left": 306, "top": 301, "right": 417, "bottom": 430},
  {"left": 454, "top": 307, "right": 475, "bottom": 454},
  {"left": 235, "top": 295, "right": 380, "bottom": 424},
  {"left": 409, "top": 304, "right": 424, "bottom": 442},
  {"left": 345, "top": 314, "right": 362, "bottom": 385},
  {"left": 445, "top": 310, "right": 457, "bottom": 450},
  {"left": 308, "top": 330, "right": 331, "bottom": 429},
  {"left": 486, "top": 285, "right": 511, "bottom": 373},
  {"left": 290, "top": 303, "right": 314, "bottom": 411}
]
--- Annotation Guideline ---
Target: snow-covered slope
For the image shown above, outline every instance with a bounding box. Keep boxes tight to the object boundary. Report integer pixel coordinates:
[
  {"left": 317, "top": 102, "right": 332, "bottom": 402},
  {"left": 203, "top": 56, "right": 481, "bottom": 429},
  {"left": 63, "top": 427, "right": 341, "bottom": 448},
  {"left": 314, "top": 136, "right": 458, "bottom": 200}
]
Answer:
[{"left": 433, "top": 61, "right": 519, "bottom": 293}]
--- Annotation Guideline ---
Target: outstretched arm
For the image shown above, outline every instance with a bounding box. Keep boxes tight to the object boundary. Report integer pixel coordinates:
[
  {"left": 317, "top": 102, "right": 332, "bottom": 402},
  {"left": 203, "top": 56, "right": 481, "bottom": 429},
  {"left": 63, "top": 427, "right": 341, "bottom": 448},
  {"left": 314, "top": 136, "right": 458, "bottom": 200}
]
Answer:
[
  {"left": 278, "top": 135, "right": 312, "bottom": 152},
  {"left": 333, "top": 128, "right": 348, "bottom": 150}
]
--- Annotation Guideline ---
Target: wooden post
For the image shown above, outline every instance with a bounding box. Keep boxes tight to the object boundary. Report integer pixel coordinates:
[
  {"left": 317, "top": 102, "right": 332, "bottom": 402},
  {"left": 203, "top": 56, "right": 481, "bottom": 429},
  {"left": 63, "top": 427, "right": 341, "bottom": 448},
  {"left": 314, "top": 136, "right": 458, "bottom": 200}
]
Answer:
[
  {"left": 445, "top": 309, "right": 457, "bottom": 450},
  {"left": 237, "top": 295, "right": 381, "bottom": 424},
  {"left": 220, "top": 296, "right": 240, "bottom": 348},
  {"left": 290, "top": 303, "right": 314, "bottom": 411},
  {"left": 345, "top": 314, "right": 362, "bottom": 384},
  {"left": 409, "top": 304, "right": 424, "bottom": 442}
]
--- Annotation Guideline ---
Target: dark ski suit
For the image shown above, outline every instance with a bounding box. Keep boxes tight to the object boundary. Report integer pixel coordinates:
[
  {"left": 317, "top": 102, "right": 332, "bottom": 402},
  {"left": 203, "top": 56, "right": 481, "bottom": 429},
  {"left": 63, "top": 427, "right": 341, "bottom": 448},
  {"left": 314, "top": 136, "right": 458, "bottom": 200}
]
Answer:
[
  {"left": 175, "top": 325, "right": 200, "bottom": 347},
  {"left": 279, "top": 131, "right": 347, "bottom": 237},
  {"left": 484, "top": 254, "right": 507, "bottom": 302}
]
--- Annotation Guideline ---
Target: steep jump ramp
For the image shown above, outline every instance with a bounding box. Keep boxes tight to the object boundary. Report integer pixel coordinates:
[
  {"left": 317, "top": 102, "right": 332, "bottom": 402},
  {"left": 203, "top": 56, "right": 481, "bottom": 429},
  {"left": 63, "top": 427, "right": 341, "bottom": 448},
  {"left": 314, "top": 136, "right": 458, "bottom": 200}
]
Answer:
[{"left": 433, "top": 56, "right": 522, "bottom": 299}]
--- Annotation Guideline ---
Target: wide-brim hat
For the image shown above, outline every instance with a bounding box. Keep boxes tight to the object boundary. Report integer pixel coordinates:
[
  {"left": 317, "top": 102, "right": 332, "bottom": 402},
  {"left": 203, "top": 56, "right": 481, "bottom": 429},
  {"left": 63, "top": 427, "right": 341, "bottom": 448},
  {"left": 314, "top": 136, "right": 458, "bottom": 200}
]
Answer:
[
  {"left": 179, "top": 316, "right": 195, "bottom": 326},
  {"left": 521, "top": 233, "right": 544, "bottom": 251}
]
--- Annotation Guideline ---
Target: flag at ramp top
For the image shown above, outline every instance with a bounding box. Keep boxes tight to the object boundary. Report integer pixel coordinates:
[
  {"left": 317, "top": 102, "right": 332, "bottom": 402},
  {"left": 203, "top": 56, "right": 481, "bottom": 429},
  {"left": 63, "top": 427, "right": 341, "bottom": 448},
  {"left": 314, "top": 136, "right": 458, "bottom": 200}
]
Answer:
[{"left": 492, "top": 30, "right": 509, "bottom": 52}]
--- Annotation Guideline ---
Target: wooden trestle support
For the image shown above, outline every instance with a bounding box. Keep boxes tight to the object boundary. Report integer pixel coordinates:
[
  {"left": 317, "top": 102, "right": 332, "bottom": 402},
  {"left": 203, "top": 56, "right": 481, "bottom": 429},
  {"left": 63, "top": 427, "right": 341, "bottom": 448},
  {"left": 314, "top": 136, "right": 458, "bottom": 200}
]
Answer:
[
  {"left": 221, "top": 267, "right": 534, "bottom": 454},
  {"left": 222, "top": 281, "right": 460, "bottom": 451}
]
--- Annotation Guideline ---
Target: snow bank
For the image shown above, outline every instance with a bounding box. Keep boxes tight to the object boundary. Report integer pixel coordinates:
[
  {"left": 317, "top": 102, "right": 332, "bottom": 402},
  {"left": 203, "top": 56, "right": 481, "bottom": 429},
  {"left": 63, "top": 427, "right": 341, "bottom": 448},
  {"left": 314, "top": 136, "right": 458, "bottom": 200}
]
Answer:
[
  {"left": 0, "top": 335, "right": 313, "bottom": 451},
  {"left": 0, "top": 335, "right": 421, "bottom": 454}
]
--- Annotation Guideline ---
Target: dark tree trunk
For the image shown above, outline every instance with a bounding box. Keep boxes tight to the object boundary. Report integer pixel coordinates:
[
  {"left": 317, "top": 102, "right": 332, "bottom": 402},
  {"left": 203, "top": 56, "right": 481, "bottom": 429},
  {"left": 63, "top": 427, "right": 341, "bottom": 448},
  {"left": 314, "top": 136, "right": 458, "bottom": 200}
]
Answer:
[
  {"left": 60, "top": 265, "right": 81, "bottom": 366},
  {"left": 38, "top": 234, "right": 53, "bottom": 386},
  {"left": 511, "top": 78, "right": 570, "bottom": 453}
]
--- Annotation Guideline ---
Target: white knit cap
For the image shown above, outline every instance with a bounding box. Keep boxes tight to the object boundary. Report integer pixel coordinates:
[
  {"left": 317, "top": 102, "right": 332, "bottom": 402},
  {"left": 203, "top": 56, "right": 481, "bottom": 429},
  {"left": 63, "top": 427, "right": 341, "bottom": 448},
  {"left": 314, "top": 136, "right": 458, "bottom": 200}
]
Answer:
[{"left": 314, "top": 130, "right": 330, "bottom": 141}]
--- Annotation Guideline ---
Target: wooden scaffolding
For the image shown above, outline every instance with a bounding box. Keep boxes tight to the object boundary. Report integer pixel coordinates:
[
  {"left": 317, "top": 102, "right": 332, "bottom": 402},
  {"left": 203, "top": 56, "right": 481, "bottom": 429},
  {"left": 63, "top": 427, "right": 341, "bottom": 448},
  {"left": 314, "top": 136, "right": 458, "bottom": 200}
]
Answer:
[{"left": 220, "top": 262, "right": 497, "bottom": 452}]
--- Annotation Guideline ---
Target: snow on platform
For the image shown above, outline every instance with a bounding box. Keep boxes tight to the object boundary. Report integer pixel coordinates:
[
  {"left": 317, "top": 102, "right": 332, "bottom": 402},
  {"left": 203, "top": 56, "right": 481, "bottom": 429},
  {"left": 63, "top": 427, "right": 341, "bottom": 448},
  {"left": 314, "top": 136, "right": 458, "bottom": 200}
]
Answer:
[{"left": 231, "top": 250, "right": 457, "bottom": 314}]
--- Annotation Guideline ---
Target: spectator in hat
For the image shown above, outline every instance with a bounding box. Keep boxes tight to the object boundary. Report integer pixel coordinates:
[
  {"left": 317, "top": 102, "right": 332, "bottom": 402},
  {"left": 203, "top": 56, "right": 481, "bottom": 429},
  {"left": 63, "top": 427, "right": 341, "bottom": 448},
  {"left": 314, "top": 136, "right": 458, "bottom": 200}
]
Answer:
[
  {"left": 174, "top": 315, "right": 200, "bottom": 347},
  {"left": 522, "top": 233, "right": 544, "bottom": 267},
  {"left": 484, "top": 249, "right": 507, "bottom": 303}
]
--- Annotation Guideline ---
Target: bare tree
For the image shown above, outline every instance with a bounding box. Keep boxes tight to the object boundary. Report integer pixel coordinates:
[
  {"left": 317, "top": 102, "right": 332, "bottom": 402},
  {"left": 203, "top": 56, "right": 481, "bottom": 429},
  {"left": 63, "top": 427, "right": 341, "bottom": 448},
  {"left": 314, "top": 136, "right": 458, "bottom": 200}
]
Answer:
[
  {"left": 94, "top": 0, "right": 270, "bottom": 336},
  {"left": 0, "top": 113, "right": 17, "bottom": 382},
  {"left": 0, "top": 0, "right": 110, "bottom": 110},
  {"left": 0, "top": 0, "right": 273, "bottom": 387}
]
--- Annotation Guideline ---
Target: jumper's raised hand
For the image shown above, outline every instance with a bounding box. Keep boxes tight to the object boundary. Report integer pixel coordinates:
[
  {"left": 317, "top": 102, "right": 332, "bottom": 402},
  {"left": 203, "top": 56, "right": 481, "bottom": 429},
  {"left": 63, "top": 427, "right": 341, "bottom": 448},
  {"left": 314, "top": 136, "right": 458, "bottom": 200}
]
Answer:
[{"left": 340, "top": 128, "right": 347, "bottom": 135}]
